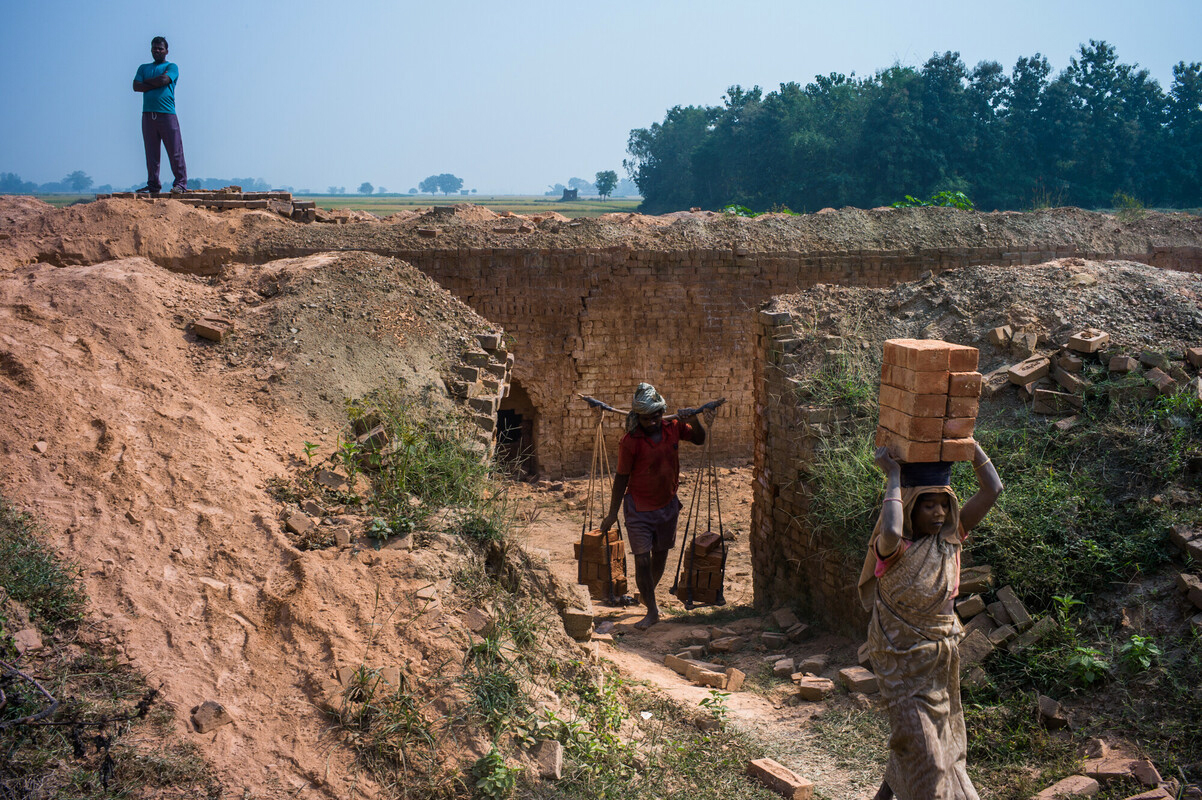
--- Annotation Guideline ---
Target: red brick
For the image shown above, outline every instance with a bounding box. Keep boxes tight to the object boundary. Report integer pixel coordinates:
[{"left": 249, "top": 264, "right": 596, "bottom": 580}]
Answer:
[
  {"left": 879, "top": 385, "right": 947, "bottom": 417},
  {"left": 1187, "top": 346, "right": 1202, "bottom": 368},
  {"left": 883, "top": 339, "right": 951, "bottom": 371},
  {"left": 1008, "top": 356, "right": 1051, "bottom": 385},
  {"left": 1056, "top": 352, "right": 1085, "bottom": 373},
  {"left": 876, "top": 428, "right": 943, "bottom": 462},
  {"left": 1109, "top": 355, "right": 1139, "bottom": 373},
  {"left": 746, "top": 758, "right": 814, "bottom": 800},
  {"left": 947, "top": 343, "right": 980, "bottom": 372},
  {"left": 1067, "top": 328, "right": 1110, "bottom": 353},
  {"left": 1033, "top": 389, "right": 1084, "bottom": 414},
  {"left": 987, "top": 325, "right": 1013, "bottom": 346},
  {"left": 943, "top": 418, "right": 976, "bottom": 439},
  {"left": 879, "top": 406, "right": 944, "bottom": 441},
  {"left": 947, "top": 396, "right": 980, "bottom": 417},
  {"left": 941, "top": 438, "right": 976, "bottom": 462},
  {"left": 881, "top": 363, "right": 950, "bottom": 394},
  {"left": 948, "top": 372, "right": 983, "bottom": 397}
]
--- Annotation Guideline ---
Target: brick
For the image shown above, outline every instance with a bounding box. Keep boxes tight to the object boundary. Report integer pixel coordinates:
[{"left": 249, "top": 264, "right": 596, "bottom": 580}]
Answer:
[
  {"left": 1037, "top": 694, "right": 1068, "bottom": 729},
  {"left": 746, "top": 758, "right": 814, "bottom": 800},
  {"left": 1032, "top": 775, "right": 1100, "bottom": 799},
  {"left": 1055, "top": 415, "right": 1080, "bottom": 431},
  {"left": 1008, "top": 615, "right": 1056, "bottom": 653},
  {"left": 709, "top": 636, "right": 746, "bottom": 653},
  {"left": 794, "top": 675, "right": 835, "bottom": 701},
  {"left": 1187, "top": 346, "right": 1202, "bottom": 368},
  {"left": 1139, "top": 350, "right": 1171, "bottom": 371},
  {"left": 1068, "top": 328, "right": 1110, "bottom": 353},
  {"left": 996, "top": 585, "right": 1033, "bottom": 630},
  {"left": 959, "top": 629, "right": 995, "bottom": 666},
  {"left": 689, "top": 666, "right": 728, "bottom": 689},
  {"left": 838, "top": 666, "right": 879, "bottom": 693},
  {"left": 948, "top": 372, "right": 983, "bottom": 397},
  {"left": 1033, "top": 389, "right": 1083, "bottom": 415},
  {"left": 883, "top": 338, "right": 951, "bottom": 372},
  {"left": 1145, "top": 367, "right": 1177, "bottom": 395},
  {"left": 963, "top": 611, "right": 996, "bottom": 637},
  {"left": 941, "top": 438, "right": 976, "bottom": 462},
  {"left": 875, "top": 429, "right": 942, "bottom": 462},
  {"left": 1109, "top": 355, "right": 1139, "bottom": 373},
  {"left": 879, "top": 385, "right": 948, "bottom": 417},
  {"left": 856, "top": 641, "right": 872, "bottom": 667},
  {"left": 193, "top": 316, "right": 233, "bottom": 342},
  {"left": 664, "top": 654, "right": 692, "bottom": 675},
  {"left": 881, "top": 363, "right": 950, "bottom": 394},
  {"left": 948, "top": 396, "right": 980, "bottom": 417},
  {"left": 947, "top": 344, "right": 980, "bottom": 372},
  {"left": 960, "top": 565, "right": 994, "bottom": 594},
  {"left": 943, "top": 418, "right": 975, "bottom": 439},
  {"left": 1053, "top": 366, "right": 1090, "bottom": 394},
  {"left": 987, "top": 325, "right": 1013, "bottom": 346},
  {"left": 770, "top": 607, "right": 801, "bottom": 630},
  {"left": 879, "top": 406, "right": 944, "bottom": 441},
  {"left": 725, "top": 667, "right": 746, "bottom": 691},
  {"left": 774, "top": 658, "right": 796, "bottom": 677},
  {"left": 955, "top": 594, "right": 986, "bottom": 619},
  {"left": 1008, "top": 356, "right": 1051, "bottom": 385},
  {"left": 762, "top": 631, "right": 790, "bottom": 649},
  {"left": 988, "top": 624, "right": 1017, "bottom": 646},
  {"left": 987, "top": 600, "right": 1012, "bottom": 626},
  {"left": 981, "top": 368, "right": 1011, "bottom": 398},
  {"left": 1056, "top": 352, "right": 1085, "bottom": 373},
  {"left": 798, "top": 653, "right": 829, "bottom": 673}
]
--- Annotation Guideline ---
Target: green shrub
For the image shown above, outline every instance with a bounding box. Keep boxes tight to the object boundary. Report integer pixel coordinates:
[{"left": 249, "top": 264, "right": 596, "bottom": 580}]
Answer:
[{"left": 0, "top": 497, "right": 86, "bottom": 630}]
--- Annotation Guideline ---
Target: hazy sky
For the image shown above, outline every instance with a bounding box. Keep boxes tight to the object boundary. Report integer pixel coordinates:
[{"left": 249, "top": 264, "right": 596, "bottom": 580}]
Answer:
[{"left": 2, "top": 1, "right": 1199, "bottom": 193}]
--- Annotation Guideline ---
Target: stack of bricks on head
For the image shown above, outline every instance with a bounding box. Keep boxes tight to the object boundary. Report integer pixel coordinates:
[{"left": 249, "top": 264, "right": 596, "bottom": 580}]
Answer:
[{"left": 875, "top": 339, "right": 982, "bottom": 463}]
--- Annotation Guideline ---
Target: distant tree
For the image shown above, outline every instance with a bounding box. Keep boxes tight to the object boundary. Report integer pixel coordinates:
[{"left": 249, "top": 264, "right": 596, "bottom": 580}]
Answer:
[
  {"left": 408, "top": 187, "right": 418, "bottom": 194},
  {"left": 0, "top": 172, "right": 38, "bottom": 193},
  {"left": 418, "top": 175, "right": 439, "bottom": 193},
  {"left": 471, "top": 188, "right": 477, "bottom": 194},
  {"left": 594, "top": 170, "right": 618, "bottom": 199},
  {"left": 568, "top": 176, "right": 596, "bottom": 194},
  {"left": 65, "top": 171, "right": 93, "bottom": 192},
  {"left": 545, "top": 182, "right": 566, "bottom": 196},
  {"left": 328, "top": 186, "right": 339, "bottom": 194},
  {"left": 377, "top": 186, "right": 386, "bottom": 194},
  {"left": 358, "top": 182, "right": 374, "bottom": 195},
  {"left": 437, "top": 173, "right": 464, "bottom": 194}
]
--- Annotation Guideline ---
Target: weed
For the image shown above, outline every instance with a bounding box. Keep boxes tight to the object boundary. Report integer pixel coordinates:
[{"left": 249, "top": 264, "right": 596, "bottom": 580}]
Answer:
[
  {"left": 1028, "top": 177, "right": 1066, "bottom": 210},
  {"left": 472, "top": 747, "right": 519, "bottom": 799},
  {"left": 697, "top": 689, "right": 731, "bottom": 728},
  {"left": 1112, "top": 190, "right": 1147, "bottom": 223},
  {"left": 0, "top": 497, "right": 86, "bottom": 631},
  {"left": 891, "top": 190, "right": 975, "bottom": 210},
  {"left": 302, "top": 440, "right": 319, "bottom": 465},
  {"left": 1065, "top": 646, "right": 1110, "bottom": 686},
  {"left": 720, "top": 203, "right": 757, "bottom": 217},
  {"left": 1118, "top": 634, "right": 1162, "bottom": 672}
]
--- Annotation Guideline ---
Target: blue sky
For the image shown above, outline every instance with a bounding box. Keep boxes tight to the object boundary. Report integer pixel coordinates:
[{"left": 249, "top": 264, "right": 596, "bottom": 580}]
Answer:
[{"left": 1, "top": 0, "right": 1199, "bottom": 193}]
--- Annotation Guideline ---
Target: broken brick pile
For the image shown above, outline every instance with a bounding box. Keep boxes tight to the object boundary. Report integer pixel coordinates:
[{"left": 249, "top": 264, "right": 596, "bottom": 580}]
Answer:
[
  {"left": 447, "top": 331, "right": 514, "bottom": 456},
  {"left": 875, "top": 338, "right": 981, "bottom": 462}
]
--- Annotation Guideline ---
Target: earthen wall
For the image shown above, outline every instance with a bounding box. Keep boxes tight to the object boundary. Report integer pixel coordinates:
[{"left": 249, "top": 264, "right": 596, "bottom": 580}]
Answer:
[{"left": 391, "top": 244, "right": 1202, "bottom": 477}]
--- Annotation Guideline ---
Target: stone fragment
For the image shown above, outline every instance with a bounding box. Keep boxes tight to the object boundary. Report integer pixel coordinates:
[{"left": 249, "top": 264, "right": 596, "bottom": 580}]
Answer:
[
  {"left": 1083, "top": 738, "right": 1109, "bottom": 759},
  {"left": 463, "top": 607, "right": 495, "bottom": 638},
  {"left": 786, "top": 622, "right": 811, "bottom": 642},
  {"left": 191, "top": 700, "right": 234, "bottom": 733},
  {"left": 996, "top": 585, "right": 1033, "bottom": 630},
  {"left": 774, "top": 658, "right": 796, "bottom": 678},
  {"left": 561, "top": 608, "right": 593, "bottom": 640},
  {"left": 838, "top": 666, "right": 879, "bottom": 693},
  {"left": 959, "top": 629, "right": 995, "bottom": 666},
  {"left": 955, "top": 594, "right": 986, "bottom": 619},
  {"left": 746, "top": 758, "right": 814, "bottom": 800},
  {"left": 708, "top": 625, "right": 738, "bottom": 640},
  {"left": 687, "top": 627, "right": 712, "bottom": 645},
  {"left": 962, "top": 666, "right": 989, "bottom": 688},
  {"left": 33, "top": 440, "right": 48, "bottom": 454},
  {"left": 1130, "top": 759, "right": 1162, "bottom": 787},
  {"left": 284, "top": 510, "right": 314, "bottom": 535},
  {"left": 856, "top": 641, "right": 872, "bottom": 667},
  {"left": 1011, "top": 331, "right": 1039, "bottom": 357},
  {"left": 770, "top": 607, "right": 802, "bottom": 630},
  {"left": 987, "top": 325, "right": 1013, "bottom": 347},
  {"left": 725, "top": 667, "right": 746, "bottom": 691},
  {"left": 1038, "top": 694, "right": 1069, "bottom": 729},
  {"left": 1120, "top": 790, "right": 1172, "bottom": 800},
  {"left": 1139, "top": 350, "right": 1171, "bottom": 371},
  {"left": 1033, "top": 775, "right": 1100, "bottom": 799},
  {"left": 709, "top": 636, "right": 746, "bottom": 653},
  {"left": 679, "top": 645, "right": 707, "bottom": 660},
  {"left": 1055, "top": 415, "right": 1081, "bottom": 431},
  {"left": 13, "top": 628, "right": 43, "bottom": 654},
  {"left": 314, "top": 469, "right": 349, "bottom": 490},
  {"left": 798, "top": 653, "right": 829, "bottom": 674},
  {"left": 794, "top": 675, "right": 835, "bottom": 701},
  {"left": 532, "top": 739, "right": 563, "bottom": 780}
]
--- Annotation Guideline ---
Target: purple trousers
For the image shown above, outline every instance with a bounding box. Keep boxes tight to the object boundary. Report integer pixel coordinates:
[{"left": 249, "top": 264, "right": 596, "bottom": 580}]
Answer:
[{"left": 142, "top": 112, "right": 187, "bottom": 192}]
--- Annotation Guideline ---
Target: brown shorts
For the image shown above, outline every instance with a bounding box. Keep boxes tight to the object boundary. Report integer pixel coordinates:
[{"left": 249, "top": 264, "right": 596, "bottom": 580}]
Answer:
[{"left": 623, "top": 495, "right": 681, "bottom": 555}]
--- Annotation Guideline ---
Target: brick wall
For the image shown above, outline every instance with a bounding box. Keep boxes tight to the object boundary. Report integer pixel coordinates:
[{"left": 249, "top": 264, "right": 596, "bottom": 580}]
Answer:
[{"left": 390, "top": 244, "right": 1202, "bottom": 478}]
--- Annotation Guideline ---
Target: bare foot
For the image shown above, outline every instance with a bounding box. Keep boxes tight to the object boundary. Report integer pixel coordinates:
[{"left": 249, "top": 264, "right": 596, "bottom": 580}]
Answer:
[{"left": 633, "top": 611, "right": 659, "bottom": 630}]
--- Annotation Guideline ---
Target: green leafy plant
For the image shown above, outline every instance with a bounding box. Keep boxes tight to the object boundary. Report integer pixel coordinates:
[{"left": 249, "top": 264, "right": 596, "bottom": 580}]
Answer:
[
  {"left": 1066, "top": 645, "right": 1110, "bottom": 685},
  {"left": 302, "top": 440, "right": 319, "bottom": 466},
  {"left": 1051, "top": 594, "right": 1084, "bottom": 628},
  {"left": 891, "top": 190, "right": 975, "bottom": 210},
  {"left": 472, "top": 747, "right": 518, "bottom": 799},
  {"left": 337, "top": 438, "right": 363, "bottom": 485},
  {"left": 1112, "top": 190, "right": 1147, "bottom": 223},
  {"left": 720, "top": 203, "right": 757, "bottom": 217},
  {"left": 1119, "top": 634, "right": 1163, "bottom": 672},
  {"left": 698, "top": 690, "right": 730, "bottom": 728}
]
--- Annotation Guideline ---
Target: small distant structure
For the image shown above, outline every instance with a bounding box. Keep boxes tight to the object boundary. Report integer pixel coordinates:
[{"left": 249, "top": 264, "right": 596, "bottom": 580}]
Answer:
[{"left": 560, "top": 188, "right": 578, "bottom": 201}]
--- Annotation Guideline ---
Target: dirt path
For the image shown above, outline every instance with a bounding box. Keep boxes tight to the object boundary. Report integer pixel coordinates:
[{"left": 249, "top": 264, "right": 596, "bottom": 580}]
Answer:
[{"left": 509, "top": 468, "right": 886, "bottom": 799}]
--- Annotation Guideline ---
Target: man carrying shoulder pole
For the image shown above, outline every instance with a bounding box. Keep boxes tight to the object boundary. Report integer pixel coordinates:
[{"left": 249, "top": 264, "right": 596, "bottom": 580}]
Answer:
[{"left": 600, "top": 383, "right": 706, "bottom": 630}]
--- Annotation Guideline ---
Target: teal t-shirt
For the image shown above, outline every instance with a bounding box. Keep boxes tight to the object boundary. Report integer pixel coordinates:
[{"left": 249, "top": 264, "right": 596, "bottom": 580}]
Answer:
[{"left": 135, "top": 61, "right": 178, "bottom": 114}]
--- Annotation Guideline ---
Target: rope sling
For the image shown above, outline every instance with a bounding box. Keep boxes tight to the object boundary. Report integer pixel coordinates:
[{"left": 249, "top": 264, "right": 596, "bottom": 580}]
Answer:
[
  {"left": 578, "top": 406, "right": 630, "bottom": 605},
  {"left": 577, "top": 394, "right": 727, "bottom": 609},
  {"left": 669, "top": 406, "right": 728, "bottom": 609}
]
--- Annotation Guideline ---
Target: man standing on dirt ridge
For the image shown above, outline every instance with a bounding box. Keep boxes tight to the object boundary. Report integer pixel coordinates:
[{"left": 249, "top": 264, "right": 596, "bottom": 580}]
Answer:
[
  {"left": 133, "top": 36, "right": 188, "bottom": 194},
  {"left": 600, "top": 383, "right": 709, "bottom": 630}
]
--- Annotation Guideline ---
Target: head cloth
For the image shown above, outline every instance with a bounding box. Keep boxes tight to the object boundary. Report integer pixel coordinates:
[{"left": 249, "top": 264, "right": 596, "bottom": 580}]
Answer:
[{"left": 626, "top": 382, "right": 666, "bottom": 433}]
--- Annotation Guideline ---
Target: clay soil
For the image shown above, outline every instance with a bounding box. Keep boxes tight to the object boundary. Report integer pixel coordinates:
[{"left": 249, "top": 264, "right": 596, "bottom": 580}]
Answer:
[{"left": 2, "top": 196, "right": 1201, "bottom": 799}]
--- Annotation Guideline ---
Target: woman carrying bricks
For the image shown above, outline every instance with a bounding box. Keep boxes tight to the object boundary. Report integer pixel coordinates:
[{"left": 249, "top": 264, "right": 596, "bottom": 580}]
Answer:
[{"left": 857, "top": 444, "right": 1002, "bottom": 800}]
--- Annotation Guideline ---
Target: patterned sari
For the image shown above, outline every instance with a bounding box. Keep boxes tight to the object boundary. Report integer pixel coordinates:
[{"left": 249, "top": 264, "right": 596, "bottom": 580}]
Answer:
[{"left": 856, "top": 485, "right": 979, "bottom": 800}]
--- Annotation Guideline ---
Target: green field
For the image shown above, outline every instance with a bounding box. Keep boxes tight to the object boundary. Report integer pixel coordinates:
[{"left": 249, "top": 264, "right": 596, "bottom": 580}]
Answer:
[{"left": 35, "top": 193, "right": 643, "bottom": 218}]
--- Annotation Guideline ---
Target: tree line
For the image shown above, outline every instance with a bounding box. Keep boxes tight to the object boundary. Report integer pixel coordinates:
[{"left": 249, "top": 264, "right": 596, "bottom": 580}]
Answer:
[{"left": 624, "top": 41, "right": 1202, "bottom": 214}]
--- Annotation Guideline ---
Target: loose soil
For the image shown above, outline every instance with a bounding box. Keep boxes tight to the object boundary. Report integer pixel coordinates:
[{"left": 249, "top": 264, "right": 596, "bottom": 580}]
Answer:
[{"left": 2, "top": 196, "right": 1201, "bottom": 798}]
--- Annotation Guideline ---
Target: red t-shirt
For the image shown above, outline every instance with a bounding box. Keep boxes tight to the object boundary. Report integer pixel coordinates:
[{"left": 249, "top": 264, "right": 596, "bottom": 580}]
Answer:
[{"left": 617, "top": 419, "right": 695, "bottom": 512}]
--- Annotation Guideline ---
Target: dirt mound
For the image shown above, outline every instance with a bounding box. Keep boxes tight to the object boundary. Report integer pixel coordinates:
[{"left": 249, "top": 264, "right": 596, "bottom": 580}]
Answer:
[
  {"left": 0, "top": 194, "right": 56, "bottom": 230},
  {"left": 0, "top": 250, "right": 584, "bottom": 797},
  {"left": 771, "top": 258, "right": 1202, "bottom": 365}
]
